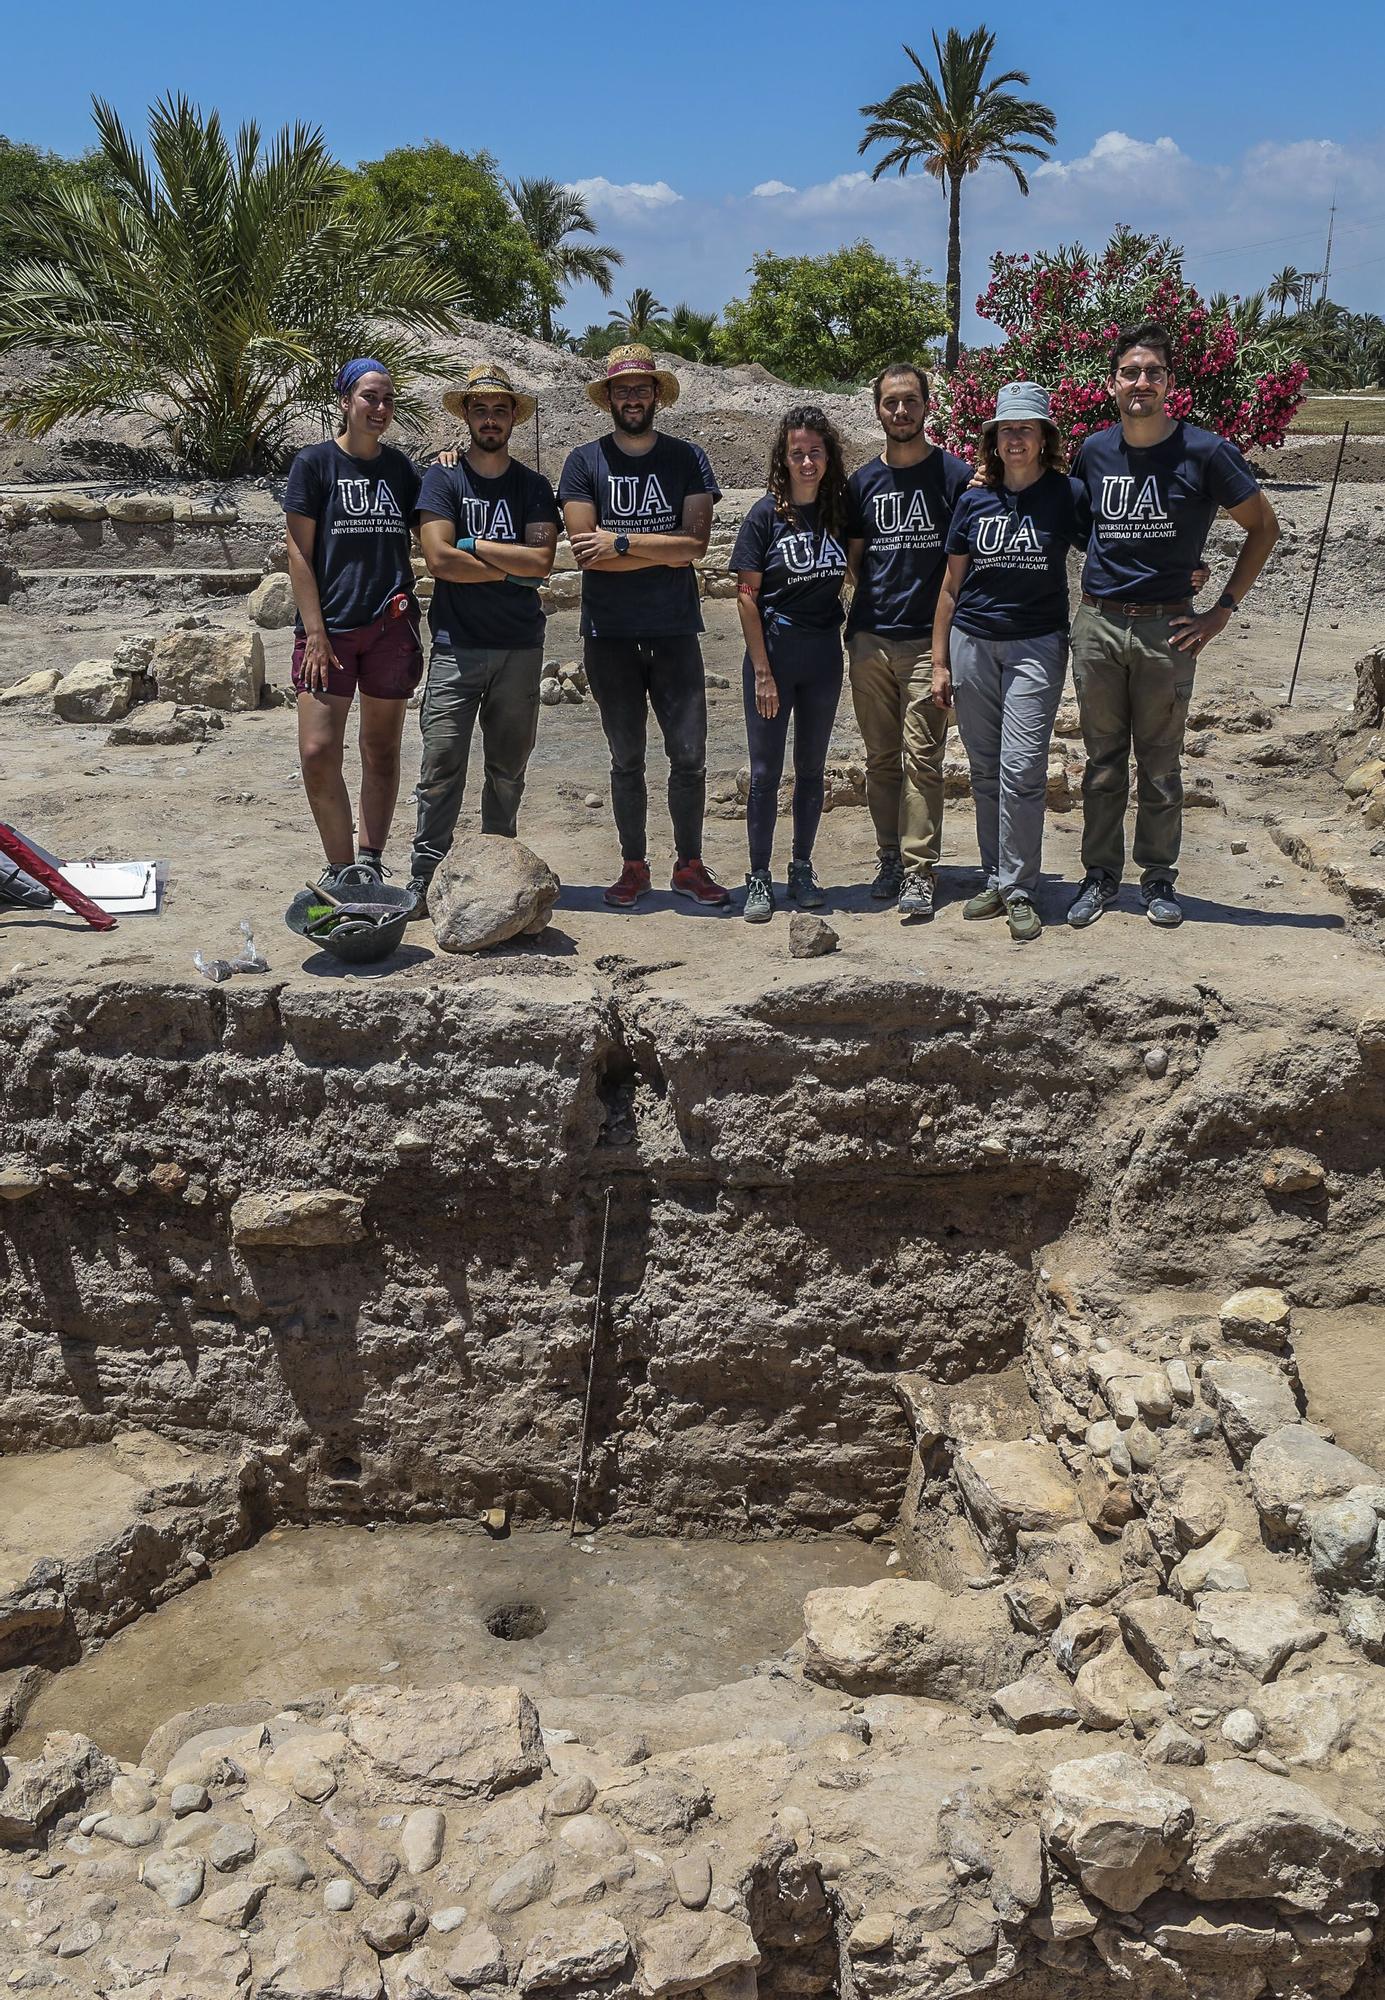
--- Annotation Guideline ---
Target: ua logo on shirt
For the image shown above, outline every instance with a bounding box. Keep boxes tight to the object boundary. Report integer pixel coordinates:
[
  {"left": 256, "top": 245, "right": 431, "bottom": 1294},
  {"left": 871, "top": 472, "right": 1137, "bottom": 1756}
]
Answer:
[
  {"left": 607, "top": 473, "right": 672, "bottom": 518},
  {"left": 459, "top": 498, "right": 517, "bottom": 541},
  {"left": 338, "top": 478, "right": 403, "bottom": 520},
  {"left": 1099, "top": 474, "right": 1168, "bottom": 522},
  {"left": 873, "top": 490, "right": 935, "bottom": 534},
  {"left": 781, "top": 530, "right": 848, "bottom": 574},
  {"left": 974, "top": 514, "right": 1043, "bottom": 556}
]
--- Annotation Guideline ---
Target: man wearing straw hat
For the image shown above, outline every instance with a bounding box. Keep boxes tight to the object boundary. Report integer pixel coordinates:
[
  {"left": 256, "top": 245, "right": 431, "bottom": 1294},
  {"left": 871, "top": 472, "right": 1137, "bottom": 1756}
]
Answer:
[
  {"left": 406, "top": 363, "right": 559, "bottom": 911},
  {"left": 559, "top": 342, "right": 729, "bottom": 908}
]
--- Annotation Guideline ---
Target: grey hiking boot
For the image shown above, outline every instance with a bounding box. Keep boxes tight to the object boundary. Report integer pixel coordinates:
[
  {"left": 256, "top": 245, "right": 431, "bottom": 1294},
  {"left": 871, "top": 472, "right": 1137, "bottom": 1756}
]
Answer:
[
  {"left": 1066, "top": 872, "right": 1119, "bottom": 929},
  {"left": 1142, "top": 877, "right": 1183, "bottom": 928},
  {"left": 743, "top": 870, "right": 775, "bottom": 923},
  {"left": 787, "top": 860, "right": 825, "bottom": 910},
  {"left": 898, "top": 869, "right": 935, "bottom": 920},
  {"left": 1006, "top": 894, "right": 1042, "bottom": 943},
  {"left": 870, "top": 849, "right": 904, "bottom": 901},
  {"left": 405, "top": 874, "right": 432, "bottom": 922},
  {"left": 963, "top": 885, "right": 1005, "bottom": 921}
]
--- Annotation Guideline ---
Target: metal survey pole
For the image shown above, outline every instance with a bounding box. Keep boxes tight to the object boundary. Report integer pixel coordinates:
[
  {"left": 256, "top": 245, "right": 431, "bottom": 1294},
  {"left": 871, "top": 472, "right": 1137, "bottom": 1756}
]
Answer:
[
  {"left": 1286, "top": 421, "right": 1350, "bottom": 707},
  {"left": 534, "top": 400, "right": 542, "bottom": 479}
]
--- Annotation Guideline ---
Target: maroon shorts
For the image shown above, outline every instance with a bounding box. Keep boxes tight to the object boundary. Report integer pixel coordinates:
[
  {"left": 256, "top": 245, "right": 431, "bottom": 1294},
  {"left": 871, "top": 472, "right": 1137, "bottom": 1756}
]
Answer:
[{"left": 291, "top": 610, "right": 423, "bottom": 701}]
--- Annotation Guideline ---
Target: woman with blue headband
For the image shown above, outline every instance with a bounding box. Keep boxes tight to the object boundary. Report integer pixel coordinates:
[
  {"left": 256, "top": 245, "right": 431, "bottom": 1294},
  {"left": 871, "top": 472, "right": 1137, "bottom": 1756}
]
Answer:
[{"left": 284, "top": 358, "right": 424, "bottom": 888}]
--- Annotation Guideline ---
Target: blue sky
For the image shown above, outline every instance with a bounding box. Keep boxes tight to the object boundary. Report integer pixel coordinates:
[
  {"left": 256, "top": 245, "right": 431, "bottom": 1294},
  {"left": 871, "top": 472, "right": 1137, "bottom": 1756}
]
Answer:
[{"left": 6, "top": 0, "right": 1385, "bottom": 337}]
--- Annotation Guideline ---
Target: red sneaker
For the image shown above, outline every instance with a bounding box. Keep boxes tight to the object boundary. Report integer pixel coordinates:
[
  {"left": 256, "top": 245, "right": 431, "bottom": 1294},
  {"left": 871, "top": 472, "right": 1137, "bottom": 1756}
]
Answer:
[
  {"left": 604, "top": 858, "right": 651, "bottom": 908},
  {"left": 670, "top": 857, "right": 730, "bottom": 907}
]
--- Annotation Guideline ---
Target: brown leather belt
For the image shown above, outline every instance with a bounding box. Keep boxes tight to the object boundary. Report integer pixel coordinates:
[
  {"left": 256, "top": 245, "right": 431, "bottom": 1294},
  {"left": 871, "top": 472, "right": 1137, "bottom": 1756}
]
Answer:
[{"left": 1081, "top": 594, "right": 1192, "bottom": 619}]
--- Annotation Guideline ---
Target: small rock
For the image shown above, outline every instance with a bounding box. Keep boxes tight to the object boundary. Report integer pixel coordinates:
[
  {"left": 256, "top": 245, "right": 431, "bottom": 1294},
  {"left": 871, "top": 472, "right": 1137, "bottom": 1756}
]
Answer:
[
  {"left": 1231, "top": 838, "right": 1248, "bottom": 855},
  {"left": 519, "top": 1914, "right": 631, "bottom": 1992},
  {"left": 249, "top": 572, "right": 296, "bottom": 628},
  {"left": 445, "top": 1924, "right": 507, "bottom": 1988},
  {"left": 110, "top": 1776, "right": 156, "bottom": 1816},
  {"left": 543, "top": 1775, "right": 596, "bottom": 1820},
  {"left": 93, "top": 1813, "right": 162, "bottom": 1849},
  {"left": 231, "top": 1188, "right": 365, "bottom": 1248},
  {"left": 539, "top": 677, "right": 562, "bottom": 705},
  {"left": 171, "top": 1782, "right": 210, "bottom": 1819},
  {"left": 849, "top": 1910, "right": 896, "bottom": 1954},
  {"left": 1143, "top": 1046, "right": 1169, "bottom": 1079},
  {"left": 1262, "top": 1148, "right": 1326, "bottom": 1196},
  {"left": 201, "top": 1880, "right": 267, "bottom": 1928},
  {"left": 486, "top": 1849, "right": 553, "bottom": 1914},
  {"left": 254, "top": 1845, "right": 315, "bottom": 1889},
  {"left": 430, "top": 1906, "right": 467, "bottom": 1934},
  {"left": 361, "top": 1897, "right": 427, "bottom": 1955},
  {"left": 209, "top": 1821, "right": 256, "bottom": 1872},
  {"left": 1143, "top": 1723, "right": 1205, "bottom": 1767},
  {"left": 1219, "top": 1286, "right": 1292, "bottom": 1350},
  {"left": 673, "top": 1851, "right": 713, "bottom": 1910},
  {"left": 324, "top": 1877, "right": 357, "bottom": 1912},
  {"left": 788, "top": 913, "right": 838, "bottom": 958},
  {"left": 992, "top": 1672, "right": 1079, "bottom": 1733},
  {"left": 428, "top": 836, "right": 560, "bottom": 952},
  {"left": 54, "top": 660, "right": 132, "bottom": 724},
  {"left": 142, "top": 1851, "right": 204, "bottom": 1909},
  {"left": 400, "top": 1807, "right": 445, "bottom": 1874},
  {"left": 55, "top": 1920, "right": 102, "bottom": 1959},
  {"left": 1222, "top": 1707, "right": 1262, "bottom": 1750},
  {"left": 326, "top": 1824, "right": 400, "bottom": 1898}
]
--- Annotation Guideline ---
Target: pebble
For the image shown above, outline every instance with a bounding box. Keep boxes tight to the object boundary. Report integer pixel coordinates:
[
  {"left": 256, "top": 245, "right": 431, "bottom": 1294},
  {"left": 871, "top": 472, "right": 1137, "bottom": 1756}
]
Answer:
[
  {"left": 584, "top": 794, "right": 602, "bottom": 809},
  {"left": 141, "top": 1852, "right": 204, "bottom": 1910},
  {"left": 1143, "top": 1046, "right": 1169, "bottom": 1079},
  {"left": 1231, "top": 839, "right": 1248, "bottom": 855},
  {"left": 401, "top": 1806, "right": 446, "bottom": 1873},
  {"left": 323, "top": 1877, "right": 356, "bottom": 1912},
  {"left": 431, "top": 1906, "right": 468, "bottom": 1934},
  {"left": 545, "top": 1775, "right": 597, "bottom": 1819},
  {"left": 209, "top": 1822, "right": 256, "bottom": 1873},
  {"left": 55, "top": 1922, "right": 102, "bottom": 1959},
  {"left": 1222, "top": 1708, "right": 1262, "bottom": 1751},
  {"left": 169, "top": 1784, "right": 209, "bottom": 1818},
  {"left": 673, "top": 1851, "right": 713, "bottom": 1910},
  {"left": 109, "top": 1778, "right": 156, "bottom": 1817}
]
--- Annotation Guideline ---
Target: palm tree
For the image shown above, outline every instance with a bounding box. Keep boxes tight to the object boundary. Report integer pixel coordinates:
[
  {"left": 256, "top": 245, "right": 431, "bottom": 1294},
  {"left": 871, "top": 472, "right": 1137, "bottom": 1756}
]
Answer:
[
  {"left": 859, "top": 26, "right": 1056, "bottom": 372},
  {"left": 1268, "top": 265, "right": 1304, "bottom": 319},
  {"left": 607, "top": 286, "right": 667, "bottom": 338},
  {"left": 662, "top": 303, "right": 720, "bottom": 363},
  {"left": 0, "top": 95, "right": 464, "bottom": 476},
  {"left": 505, "top": 176, "right": 623, "bottom": 344}
]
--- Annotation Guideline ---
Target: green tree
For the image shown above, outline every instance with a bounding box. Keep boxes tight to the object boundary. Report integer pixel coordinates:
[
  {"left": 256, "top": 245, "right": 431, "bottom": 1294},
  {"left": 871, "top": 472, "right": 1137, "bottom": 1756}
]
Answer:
[
  {"left": 607, "top": 286, "right": 668, "bottom": 338},
  {"left": 662, "top": 303, "right": 721, "bottom": 363},
  {"left": 720, "top": 242, "right": 945, "bottom": 387},
  {"left": 0, "top": 136, "right": 110, "bottom": 267},
  {"left": 0, "top": 95, "right": 466, "bottom": 476},
  {"left": 506, "top": 176, "right": 622, "bottom": 343},
  {"left": 342, "top": 143, "right": 555, "bottom": 332},
  {"left": 1268, "top": 265, "right": 1304, "bottom": 318},
  {"left": 859, "top": 25, "right": 1056, "bottom": 372}
]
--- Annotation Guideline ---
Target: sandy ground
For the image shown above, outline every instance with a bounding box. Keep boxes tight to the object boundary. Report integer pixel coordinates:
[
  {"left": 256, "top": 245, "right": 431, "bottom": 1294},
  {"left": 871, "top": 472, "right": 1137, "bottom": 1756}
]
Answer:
[{"left": 0, "top": 582, "right": 1378, "bottom": 1018}]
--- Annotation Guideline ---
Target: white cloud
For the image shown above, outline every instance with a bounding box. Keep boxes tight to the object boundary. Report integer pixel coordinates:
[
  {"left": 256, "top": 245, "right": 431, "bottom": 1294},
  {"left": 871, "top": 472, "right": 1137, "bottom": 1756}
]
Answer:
[
  {"left": 751, "top": 179, "right": 796, "bottom": 198},
  {"left": 567, "top": 176, "right": 682, "bottom": 219},
  {"left": 1036, "top": 131, "right": 1187, "bottom": 181}
]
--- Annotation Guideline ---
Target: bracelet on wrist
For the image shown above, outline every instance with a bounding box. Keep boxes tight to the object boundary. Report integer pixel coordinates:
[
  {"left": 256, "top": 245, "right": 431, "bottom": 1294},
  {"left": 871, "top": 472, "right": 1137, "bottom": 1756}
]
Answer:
[{"left": 457, "top": 536, "right": 477, "bottom": 555}]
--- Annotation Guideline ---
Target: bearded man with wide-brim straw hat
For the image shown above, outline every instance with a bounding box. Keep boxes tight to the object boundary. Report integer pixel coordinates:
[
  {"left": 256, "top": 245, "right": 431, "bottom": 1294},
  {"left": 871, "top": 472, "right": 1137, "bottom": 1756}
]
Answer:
[
  {"left": 404, "top": 359, "right": 561, "bottom": 917},
  {"left": 558, "top": 343, "right": 730, "bottom": 909}
]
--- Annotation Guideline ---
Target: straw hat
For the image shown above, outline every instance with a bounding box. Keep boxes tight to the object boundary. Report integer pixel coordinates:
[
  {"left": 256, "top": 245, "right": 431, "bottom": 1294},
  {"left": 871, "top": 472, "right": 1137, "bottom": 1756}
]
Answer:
[
  {"left": 443, "top": 362, "right": 537, "bottom": 426},
  {"left": 585, "top": 342, "right": 680, "bottom": 410},
  {"left": 981, "top": 380, "right": 1058, "bottom": 439}
]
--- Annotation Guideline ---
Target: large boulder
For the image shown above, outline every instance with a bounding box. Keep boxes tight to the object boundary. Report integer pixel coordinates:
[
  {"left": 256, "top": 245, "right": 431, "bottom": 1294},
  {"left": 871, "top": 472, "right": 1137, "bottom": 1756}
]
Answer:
[
  {"left": 1181, "top": 1759, "right": 1384, "bottom": 1912},
  {"left": 106, "top": 490, "right": 174, "bottom": 523},
  {"left": 1246, "top": 1426, "right": 1379, "bottom": 1537},
  {"left": 636, "top": 1910, "right": 761, "bottom": 1998},
  {"left": 53, "top": 659, "right": 132, "bottom": 723},
  {"left": 259, "top": 1918, "right": 384, "bottom": 1999},
  {"left": 955, "top": 1440, "right": 1082, "bottom": 1554},
  {"left": 428, "top": 836, "right": 560, "bottom": 953},
  {"left": 45, "top": 491, "right": 106, "bottom": 522},
  {"left": 108, "top": 702, "right": 212, "bottom": 747},
  {"left": 0, "top": 1731, "right": 114, "bottom": 1845},
  {"left": 1042, "top": 1752, "right": 1194, "bottom": 1913},
  {"left": 1193, "top": 1592, "right": 1327, "bottom": 1682},
  {"left": 344, "top": 1683, "right": 546, "bottom": 1802},
  {"left": 1200, "top": 1356, "right": 1299, "bottom": 1462},
  {"left": 151, "top": 627, "right": 264, "bottom": 710},
  {"left": 802, "top": 1578, "right": 1029, "bottom": 1698},
  {"left": 231, "top": 1189, "right": 365, "bottom": 1248},
  {"left": 519, "top": 1914, "right": 631, "bottom": 1992},
  {"left": 1218, "top": 1287, "right": 1292, "bottom": 1351},
  {"left": 0, "top": 668, "right": 62, "bottom": 707},
  {"left": 249, "top": 572, "right": 297, "bottom": 628}
]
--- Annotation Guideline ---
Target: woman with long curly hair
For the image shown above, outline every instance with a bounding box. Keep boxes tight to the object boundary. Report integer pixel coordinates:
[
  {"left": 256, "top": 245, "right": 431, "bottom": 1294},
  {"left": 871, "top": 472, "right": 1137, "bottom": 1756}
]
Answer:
[{"left": 729, "top": 405, "right": 850, "bottom": 922}]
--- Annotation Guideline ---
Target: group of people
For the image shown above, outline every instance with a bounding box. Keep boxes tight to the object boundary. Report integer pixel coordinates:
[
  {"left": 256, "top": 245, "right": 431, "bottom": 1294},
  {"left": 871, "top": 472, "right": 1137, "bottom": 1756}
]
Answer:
[{"left": 284, "top": 323, "right": 1279, "bottom": 939}]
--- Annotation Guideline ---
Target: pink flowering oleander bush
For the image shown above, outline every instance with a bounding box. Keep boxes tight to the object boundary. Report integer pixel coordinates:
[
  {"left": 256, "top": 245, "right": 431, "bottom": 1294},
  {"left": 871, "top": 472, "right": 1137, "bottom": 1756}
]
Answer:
[{"left": 932, "top": 229, "right": 1309, "bottom": 461}]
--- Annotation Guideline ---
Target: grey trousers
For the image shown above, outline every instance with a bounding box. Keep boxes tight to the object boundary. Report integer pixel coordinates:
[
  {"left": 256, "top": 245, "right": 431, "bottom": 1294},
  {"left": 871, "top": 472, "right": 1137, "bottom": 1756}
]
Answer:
[
  {"left": 410, "top": 644, "right": 542, "bottom": 879},
  {"left": 950, "top": 627, "right": 1068, "bottom": 901},
  {"left": 1069, "top": 602, "right": 1194, "bottom": 884}
]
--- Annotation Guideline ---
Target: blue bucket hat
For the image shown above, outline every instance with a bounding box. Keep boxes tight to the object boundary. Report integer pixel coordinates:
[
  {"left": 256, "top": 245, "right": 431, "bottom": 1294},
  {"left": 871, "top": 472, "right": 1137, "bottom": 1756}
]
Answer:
[{"left": 982, "top": 381, "right": 1056, "bottom": 436}]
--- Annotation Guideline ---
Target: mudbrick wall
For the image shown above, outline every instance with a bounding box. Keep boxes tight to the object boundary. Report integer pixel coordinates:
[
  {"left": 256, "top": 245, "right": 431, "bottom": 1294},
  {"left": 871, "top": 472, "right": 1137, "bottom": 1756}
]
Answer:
[{"left": 1, "top": 969, "right": 1381, "bottom": 1534}]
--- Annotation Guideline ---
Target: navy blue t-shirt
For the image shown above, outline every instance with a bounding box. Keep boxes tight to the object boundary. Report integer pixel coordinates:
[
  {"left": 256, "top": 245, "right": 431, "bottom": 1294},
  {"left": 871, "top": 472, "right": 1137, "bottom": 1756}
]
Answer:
[
  {"left": 418, "top": 456, "right": 559, "bottom": 651},
  {"left": 945, "top": 472, "right": 1085, "bottom": 640},
  {"left": 1073, "top": 421, "right": 1259, "bottom": 604},
  {"left": 283, "top": 439, "right": 421, "bottom": 632},
  {"left": 730, "top": 494, "right": 848, "bottom": 630},
  {"left": 845, "top": 448, "right": 973, "bottom": 639},
  {"left": 557, "top": 434, "right": 721, "bottom": 639}
]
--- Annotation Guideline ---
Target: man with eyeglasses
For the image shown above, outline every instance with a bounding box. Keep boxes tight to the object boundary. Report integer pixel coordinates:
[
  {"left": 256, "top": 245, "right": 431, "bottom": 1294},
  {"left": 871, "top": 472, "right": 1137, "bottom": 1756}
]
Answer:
[{"left": 1066, "top": 320, "right": 1279, "bottom": 930}]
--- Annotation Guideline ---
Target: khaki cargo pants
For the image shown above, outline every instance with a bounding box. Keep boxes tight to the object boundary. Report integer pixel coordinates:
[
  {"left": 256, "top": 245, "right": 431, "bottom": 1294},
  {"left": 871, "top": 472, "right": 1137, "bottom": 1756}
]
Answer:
[
  {"left": 846, "top": 632, "right": 948, "bottom": 872},
  {"left": 1070, "top": 601, "right": 1195, "bottom": 885}
]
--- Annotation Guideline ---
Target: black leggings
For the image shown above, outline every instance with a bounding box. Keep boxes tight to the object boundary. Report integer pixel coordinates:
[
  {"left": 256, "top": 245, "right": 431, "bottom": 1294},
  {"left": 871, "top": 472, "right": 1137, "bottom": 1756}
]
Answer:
[{"left": 742, "top": 619, "right": 844, "bottom": 872}]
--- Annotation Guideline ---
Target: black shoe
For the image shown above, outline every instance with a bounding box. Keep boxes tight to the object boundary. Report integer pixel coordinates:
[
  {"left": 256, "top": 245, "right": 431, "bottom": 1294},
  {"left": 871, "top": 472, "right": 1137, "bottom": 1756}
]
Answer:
[
  {"left": 0, "top": 860, "right": 54, "bottom": 910},
  {"left": 870, "top": 850, "right": 904, "bottom": 901},
  {"left": 787, "top": 860, "right": 825, "bottom": 910},
  {"left": 1142, "top": 878, "right": 1183, "bottom": 928},
  {"left": 405, "top": 874, "right": 432, "bottom": 922},
  {"left": 1066, "top": 873, "right": 1119, "bottom": 929}
]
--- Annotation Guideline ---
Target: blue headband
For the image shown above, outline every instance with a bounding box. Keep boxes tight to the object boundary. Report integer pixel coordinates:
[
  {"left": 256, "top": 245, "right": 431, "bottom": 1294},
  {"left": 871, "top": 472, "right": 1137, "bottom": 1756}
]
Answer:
[{"left": 336, "top": 357, "right": 390, "bottom": 395}]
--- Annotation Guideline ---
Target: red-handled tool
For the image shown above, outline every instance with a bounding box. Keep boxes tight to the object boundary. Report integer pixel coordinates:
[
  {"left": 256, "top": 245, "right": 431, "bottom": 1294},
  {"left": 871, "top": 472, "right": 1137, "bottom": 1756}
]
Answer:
[{"left": 0, "top": 824, "right": 119, "bottom": 931}]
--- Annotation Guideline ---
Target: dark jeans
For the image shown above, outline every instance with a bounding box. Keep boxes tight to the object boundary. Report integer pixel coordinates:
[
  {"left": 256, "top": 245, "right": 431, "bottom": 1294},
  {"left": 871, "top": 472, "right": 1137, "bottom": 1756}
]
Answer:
[
  {"left": 583, "top": 634, "right": 708, "bottom": 861},
  {"left": 410, "top": 644, "right": 542, "bottom": 880},
  {"left": 742, "top": 620, "right": 844, "bottom": 873}
]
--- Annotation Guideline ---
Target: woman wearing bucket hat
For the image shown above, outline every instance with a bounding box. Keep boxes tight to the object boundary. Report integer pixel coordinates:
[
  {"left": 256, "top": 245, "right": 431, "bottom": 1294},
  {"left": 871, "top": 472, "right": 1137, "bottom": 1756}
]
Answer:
[
  {"left": 730, "top": 405, "right": 850, "bottom": 922},
  {"left": 284, "top": 358, "right": 423, "bottom": 891},
  {"left": 930, "top": 381, "right": 1084, "bottom": 942},
  {"left": 558, "top": 343, "right": 728, "bottom": 909}
]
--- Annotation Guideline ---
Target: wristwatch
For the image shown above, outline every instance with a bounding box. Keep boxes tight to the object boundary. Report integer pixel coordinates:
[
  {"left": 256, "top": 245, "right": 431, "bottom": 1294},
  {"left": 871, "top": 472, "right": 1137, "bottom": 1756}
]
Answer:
[
  {"left": 614, "top": 534, "right": 630, "bottom": 556},
  {"left": 1216, "top": 589, "right": 1238, "bottom": 611}
]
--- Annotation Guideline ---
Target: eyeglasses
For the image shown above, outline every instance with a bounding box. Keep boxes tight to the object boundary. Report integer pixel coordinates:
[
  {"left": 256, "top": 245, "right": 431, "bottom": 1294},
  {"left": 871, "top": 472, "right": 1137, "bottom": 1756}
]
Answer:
[{"left": 1116, "top": 364, "right": 1168, "bottom": 384}]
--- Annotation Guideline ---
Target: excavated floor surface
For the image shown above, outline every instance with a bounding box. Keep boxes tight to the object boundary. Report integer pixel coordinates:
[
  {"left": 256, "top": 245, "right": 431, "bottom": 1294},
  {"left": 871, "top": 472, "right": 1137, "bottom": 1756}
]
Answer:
[{"left": 10, "top": 1525, "right": 890, "bottom": 1763}]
